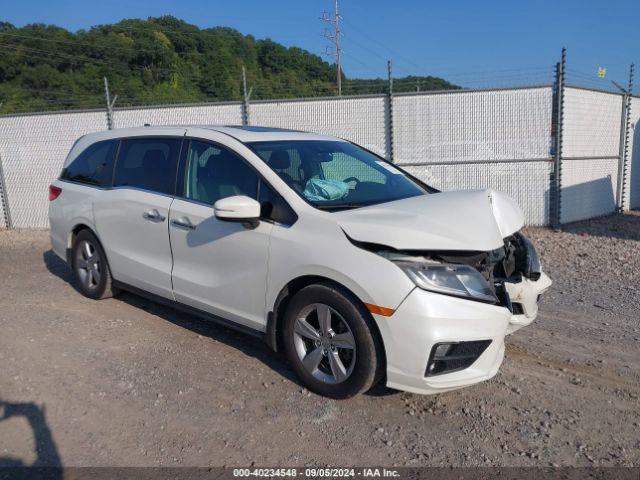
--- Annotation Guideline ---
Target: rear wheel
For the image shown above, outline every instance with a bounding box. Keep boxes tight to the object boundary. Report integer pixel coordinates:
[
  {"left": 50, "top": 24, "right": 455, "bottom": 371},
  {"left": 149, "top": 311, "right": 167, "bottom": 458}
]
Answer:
[
  {"left": 283, "top": 283, "right": 382, "bottom": 398},
  {"left": 71, "top": 230, "right": 117, "bottom": 300}
]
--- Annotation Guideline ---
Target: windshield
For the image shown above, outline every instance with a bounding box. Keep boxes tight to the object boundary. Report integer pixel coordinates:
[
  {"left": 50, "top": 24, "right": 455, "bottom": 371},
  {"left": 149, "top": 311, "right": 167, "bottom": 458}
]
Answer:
[{"left": 246, "top": 140, "right": 427, "bottom": 211}]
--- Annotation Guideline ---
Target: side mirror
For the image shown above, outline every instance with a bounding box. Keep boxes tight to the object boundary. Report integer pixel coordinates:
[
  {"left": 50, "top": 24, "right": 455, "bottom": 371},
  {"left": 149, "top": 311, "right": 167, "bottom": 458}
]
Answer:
[{"left": 214, "top": 195, "right": 261, "bottom": 228}]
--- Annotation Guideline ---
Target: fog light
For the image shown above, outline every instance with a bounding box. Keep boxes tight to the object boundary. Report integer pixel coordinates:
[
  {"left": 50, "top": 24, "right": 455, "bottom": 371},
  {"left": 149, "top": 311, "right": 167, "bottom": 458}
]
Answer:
[
  {"left": 434, "top": 344, "right": 452, "bottom": 357},
  {"left": 425, "top": 340, "right": 492, "bottom": 377}
]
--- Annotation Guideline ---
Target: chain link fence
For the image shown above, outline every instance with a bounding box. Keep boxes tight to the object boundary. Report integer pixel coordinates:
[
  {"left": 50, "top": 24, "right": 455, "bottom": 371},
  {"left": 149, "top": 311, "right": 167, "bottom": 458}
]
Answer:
[{"left": 0, "top": 83, "right": 637, "bottom": 229}]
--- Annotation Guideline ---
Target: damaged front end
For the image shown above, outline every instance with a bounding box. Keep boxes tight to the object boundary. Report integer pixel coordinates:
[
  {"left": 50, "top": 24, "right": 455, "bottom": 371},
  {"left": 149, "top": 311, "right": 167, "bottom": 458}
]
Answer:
[{"left": 351, "top": 232, "right": 551, "bottom": 332}]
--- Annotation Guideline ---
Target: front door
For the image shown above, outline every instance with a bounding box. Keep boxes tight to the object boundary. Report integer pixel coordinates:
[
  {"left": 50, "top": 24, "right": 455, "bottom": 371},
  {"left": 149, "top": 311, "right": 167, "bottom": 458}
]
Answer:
[
  {"left": 94, "top": 134, "right": 184, "bottom": 299},
  {"left": 168, "top": 139, "right": 273, "bottom": 331}
]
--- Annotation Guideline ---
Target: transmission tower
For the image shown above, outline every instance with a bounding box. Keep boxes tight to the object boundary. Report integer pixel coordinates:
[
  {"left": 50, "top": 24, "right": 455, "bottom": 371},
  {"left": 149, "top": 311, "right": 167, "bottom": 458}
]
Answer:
[{"left": 321, "top": 0, "right": 342, "bottom": 95}]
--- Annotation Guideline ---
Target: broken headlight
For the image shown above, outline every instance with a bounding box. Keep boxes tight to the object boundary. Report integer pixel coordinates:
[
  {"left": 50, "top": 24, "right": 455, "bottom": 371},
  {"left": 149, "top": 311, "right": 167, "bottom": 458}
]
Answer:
[{"left": 394, "top": 261, "right": 498, "bottom": 304}]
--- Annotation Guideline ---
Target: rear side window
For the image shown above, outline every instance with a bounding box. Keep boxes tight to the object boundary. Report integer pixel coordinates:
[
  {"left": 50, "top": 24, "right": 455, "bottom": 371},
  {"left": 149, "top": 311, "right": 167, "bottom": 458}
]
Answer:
[
  {"left": 113, "top": 138, "right": 181, "bottom": 195},
  {"left": 60, "top": 140, "right": 118, "bottom": 187}
]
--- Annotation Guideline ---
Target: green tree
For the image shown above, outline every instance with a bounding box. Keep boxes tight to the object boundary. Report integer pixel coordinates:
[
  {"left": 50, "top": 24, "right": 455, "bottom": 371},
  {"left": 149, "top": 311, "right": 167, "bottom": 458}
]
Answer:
[{"left": 0, "top": 16, "right": 458, "bottom": 114}]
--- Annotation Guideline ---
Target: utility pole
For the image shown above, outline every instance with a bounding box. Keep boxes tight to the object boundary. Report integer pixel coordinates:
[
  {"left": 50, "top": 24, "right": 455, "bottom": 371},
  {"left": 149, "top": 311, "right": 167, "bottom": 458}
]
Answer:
[
  {"left": 103, "top": 77, "right": 117, "bottom": 130},
  {"left": 321, "top": 0, "right": 342, "bottom": 95}
]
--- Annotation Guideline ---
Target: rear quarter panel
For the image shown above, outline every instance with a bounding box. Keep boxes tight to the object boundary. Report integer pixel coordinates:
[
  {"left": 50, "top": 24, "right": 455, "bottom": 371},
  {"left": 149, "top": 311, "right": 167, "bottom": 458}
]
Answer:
[{"left": 49, "top": 180, "right": 99, "bottom": 261}]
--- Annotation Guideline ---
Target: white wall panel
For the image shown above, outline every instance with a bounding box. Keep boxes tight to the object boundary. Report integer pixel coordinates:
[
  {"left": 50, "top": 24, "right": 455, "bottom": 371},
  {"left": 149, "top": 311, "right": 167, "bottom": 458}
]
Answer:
[
  {"left": 115, "top": 102, "right": 242, "bottom": 129},
  {"left": 394, "top": 87, "right": 553, "bottom": 164},
  {"left": 563, "top": 88, "right": 623, "bottom": 157},
  {"left": 250, "top": 96, "right": 388, "bottom": 158},
  {"left": 393, "top": 87, "right": 553, "bottom": 226},
  {"left": 0, "top": 110, "right": 106, "bottom": 228},
  {"left": 560, "top": 88, "right": 624, "bottom": 221},
  {"left": 0, "top": 103, "right": 243, "bottom": 228},
  {"left": 403, "top": 161, "right": 552, "bottom": 226},
  {"left": 560, "top": 158, "right": 618, "bottom": 223},
  {"left": 0, "top": 88, "right": 631, "bottom": 228}
]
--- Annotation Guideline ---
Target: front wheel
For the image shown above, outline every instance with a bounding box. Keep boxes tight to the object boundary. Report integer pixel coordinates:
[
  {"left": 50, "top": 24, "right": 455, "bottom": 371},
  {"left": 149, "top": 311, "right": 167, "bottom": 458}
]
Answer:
[{"left": 283, "top": 283, "right": 383, "bottom": 399}]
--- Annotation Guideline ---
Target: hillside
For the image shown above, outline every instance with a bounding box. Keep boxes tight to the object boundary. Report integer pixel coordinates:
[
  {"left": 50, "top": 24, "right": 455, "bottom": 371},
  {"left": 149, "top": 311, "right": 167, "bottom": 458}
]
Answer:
[{"left": 0, "top": 16, "right": 459, "bottom": 114}]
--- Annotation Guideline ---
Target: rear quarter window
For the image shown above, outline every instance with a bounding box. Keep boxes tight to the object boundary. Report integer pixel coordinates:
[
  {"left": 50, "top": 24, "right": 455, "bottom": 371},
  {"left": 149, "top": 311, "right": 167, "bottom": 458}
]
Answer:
[{"left": 60, "top": 140, "right": 119, "bottom": 187}]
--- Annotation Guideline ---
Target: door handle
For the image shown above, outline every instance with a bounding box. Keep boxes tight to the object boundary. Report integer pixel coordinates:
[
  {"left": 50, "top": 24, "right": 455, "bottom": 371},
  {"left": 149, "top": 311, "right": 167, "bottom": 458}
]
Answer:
[
  {"left": 171, "top": 217, "right": 197, "bottom": 230},
  {"left": 143, "top": 209, "right": 166, "bottom": 222}
]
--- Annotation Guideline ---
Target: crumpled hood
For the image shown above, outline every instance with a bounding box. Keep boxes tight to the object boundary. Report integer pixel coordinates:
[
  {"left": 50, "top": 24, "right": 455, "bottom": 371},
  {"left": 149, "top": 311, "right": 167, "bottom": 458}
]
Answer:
[{"left": 335, "top": 189, "right": 524, "bottom": 252}]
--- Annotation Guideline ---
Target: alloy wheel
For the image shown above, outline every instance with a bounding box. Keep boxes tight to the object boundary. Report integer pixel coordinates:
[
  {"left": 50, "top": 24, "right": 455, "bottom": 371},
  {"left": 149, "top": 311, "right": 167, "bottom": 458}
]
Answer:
[
  {"left": 293, "top": 303, "right": 356, "bottom": 384},
  {"left": 75, "top": 240, "right": 101, "bottom": 290}
]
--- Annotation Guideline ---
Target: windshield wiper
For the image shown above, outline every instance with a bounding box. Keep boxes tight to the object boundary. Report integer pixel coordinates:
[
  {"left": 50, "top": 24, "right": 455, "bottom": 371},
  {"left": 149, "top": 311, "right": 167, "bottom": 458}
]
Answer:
[{"left": 315, "top": 202, "right": 370, "bottom": 211}]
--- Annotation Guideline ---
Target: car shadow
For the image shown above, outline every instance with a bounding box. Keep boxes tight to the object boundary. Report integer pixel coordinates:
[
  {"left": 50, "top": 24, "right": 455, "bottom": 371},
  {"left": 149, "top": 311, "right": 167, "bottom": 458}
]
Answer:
[
  {"left": 43, "top": 249, "right": 300, "bottom": 386},
  {"left": 116, "top": 290, "right": 302, "bottom": 384},
  {"left": 42, "top": 250, "right": 84, "bottom": 296},
  {"left": 0, "top": 399, "right": 62, "bottom": 473},
  {"left": 42, "top": 249, "right": 399, "bottom": 398}
]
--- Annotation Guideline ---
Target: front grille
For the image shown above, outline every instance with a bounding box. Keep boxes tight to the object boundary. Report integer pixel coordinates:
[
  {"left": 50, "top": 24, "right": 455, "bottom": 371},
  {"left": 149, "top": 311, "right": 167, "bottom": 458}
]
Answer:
[{"left": 425, "top": 340, "right": 492, "bottom": 377}]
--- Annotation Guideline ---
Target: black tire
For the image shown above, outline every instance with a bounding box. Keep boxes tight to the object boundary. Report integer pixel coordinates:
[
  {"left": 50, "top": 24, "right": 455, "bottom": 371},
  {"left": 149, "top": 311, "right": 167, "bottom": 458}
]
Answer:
[
  {"left": 282, "top": 282, "right": 383, "bottom": 399},
  {"left": 71, "top": 229, "right": 118, "bottom": 300}
]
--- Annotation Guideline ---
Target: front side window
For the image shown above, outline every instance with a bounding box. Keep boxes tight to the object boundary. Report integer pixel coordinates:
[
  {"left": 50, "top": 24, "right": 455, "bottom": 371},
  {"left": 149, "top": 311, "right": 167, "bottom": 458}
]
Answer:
[
  {"left": 247, "top": 140, "right": 426, "bottom": 210},
  {"left": 113, "top": 138, "right": 181, "bottom": 195},
  {"left": 183, "top": 140, "right": 259, "bottom": 205},
  {"left": 61, "top": 140, "right": 118, "bottom": 187}
]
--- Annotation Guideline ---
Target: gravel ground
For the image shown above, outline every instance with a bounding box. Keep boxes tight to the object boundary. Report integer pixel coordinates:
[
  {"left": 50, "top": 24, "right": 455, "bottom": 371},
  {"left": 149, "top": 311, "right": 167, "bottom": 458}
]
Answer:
[{"left": 0, "top": 213, "right": 638, "bottom": 467}]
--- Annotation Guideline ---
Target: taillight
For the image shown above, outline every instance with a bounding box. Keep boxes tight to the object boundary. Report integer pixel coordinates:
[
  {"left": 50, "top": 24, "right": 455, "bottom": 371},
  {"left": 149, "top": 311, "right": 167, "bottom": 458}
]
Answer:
[{"left": 49, "top": 185, "right": 62, "bottom": 201}]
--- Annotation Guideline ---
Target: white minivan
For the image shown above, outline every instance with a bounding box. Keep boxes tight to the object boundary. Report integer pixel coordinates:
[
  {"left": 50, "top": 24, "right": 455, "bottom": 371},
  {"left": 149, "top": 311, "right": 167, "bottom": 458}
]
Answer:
[{"left": 49, "top": 126, "right": 551, "bottom": 398}]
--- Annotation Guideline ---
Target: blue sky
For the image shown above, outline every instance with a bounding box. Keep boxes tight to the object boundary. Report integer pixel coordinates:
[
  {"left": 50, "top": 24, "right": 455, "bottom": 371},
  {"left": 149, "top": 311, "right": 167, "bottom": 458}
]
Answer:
[{"left": 2, "top": 0, "right": 639, "bottom": 89}]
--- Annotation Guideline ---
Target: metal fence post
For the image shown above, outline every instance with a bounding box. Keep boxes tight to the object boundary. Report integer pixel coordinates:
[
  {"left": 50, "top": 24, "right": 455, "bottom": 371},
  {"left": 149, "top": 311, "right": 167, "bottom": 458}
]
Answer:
[
  {"left": 0, "top": 153, "right": 12, "bottom": 229},
  {"left": 386, "top": 59, "right": 395, "bottom": 162},
  {"left": 551, "top": 48, "right": 566, "bottom": 229},
  {"left": 616, "top": 63, "right": 634, "bottom": 212},
  {"left": 241, "top": 66, "right": 251, "bottom": 126},
  {"left": 103, "top": 77, "right": 117, "bottom": 130}
]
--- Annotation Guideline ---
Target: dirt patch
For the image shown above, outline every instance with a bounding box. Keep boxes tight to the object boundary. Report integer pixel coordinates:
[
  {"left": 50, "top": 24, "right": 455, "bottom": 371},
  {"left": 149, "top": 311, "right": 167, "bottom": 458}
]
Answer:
[{"left": 0, "top": 215, "right": 638, "bottom": 467}]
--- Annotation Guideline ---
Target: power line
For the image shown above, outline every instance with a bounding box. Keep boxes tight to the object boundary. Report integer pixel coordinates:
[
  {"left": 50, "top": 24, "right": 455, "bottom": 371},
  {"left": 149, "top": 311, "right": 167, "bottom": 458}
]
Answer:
[
  {"left": 0, "top": 35, "right": 342, "bottom": 91},
  {"left": 0, "top": 43, "right": 237, "bottom": 87},
  {"left": 0, "top": 43, "right": 176, "bottom": 75},
  {"left": 0, "top": 30, "right": 304, "bottom": 60},
  {"left": 340, "top": 17, "right": 426, "bottom": 75},
  {"left": 0, "top": 42, "right": 553, "bottom": 97},
  {"left": 339, "top": 51, "right": 386, "bottom": 77}
]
